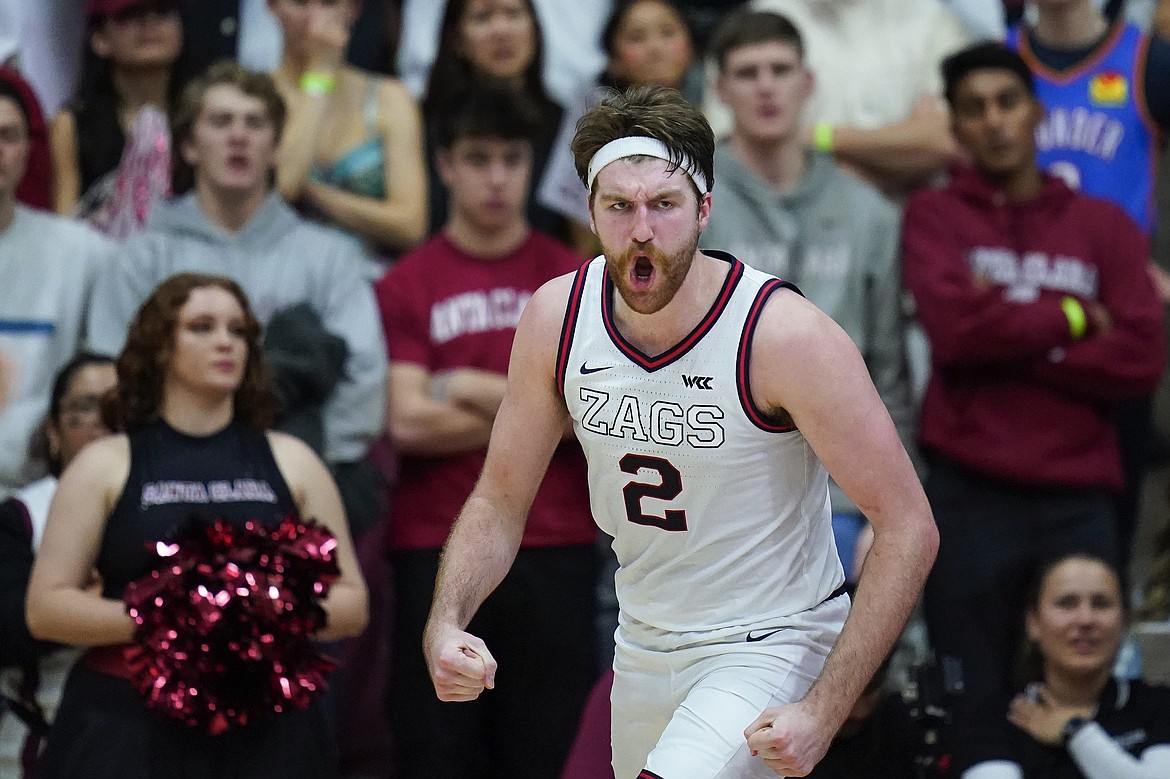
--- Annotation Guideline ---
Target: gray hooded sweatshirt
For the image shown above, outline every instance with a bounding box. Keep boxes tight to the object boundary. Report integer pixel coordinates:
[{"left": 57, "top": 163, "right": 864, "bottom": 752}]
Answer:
[
  {"left": 87, "top": 192, "right": 387, "bottom": 465},
  {"left": 702, "top": 147, "right": 914, "bottom": 514}
]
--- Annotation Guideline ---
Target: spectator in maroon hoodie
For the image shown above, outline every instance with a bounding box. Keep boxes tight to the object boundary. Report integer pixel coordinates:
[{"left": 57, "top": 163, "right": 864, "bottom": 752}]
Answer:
[{"left": 901, "top": 41, "right": 1164, "bottom": 777}]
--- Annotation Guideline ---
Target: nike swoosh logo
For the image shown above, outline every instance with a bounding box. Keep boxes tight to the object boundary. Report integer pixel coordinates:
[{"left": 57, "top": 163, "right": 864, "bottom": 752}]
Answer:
[
  {"left": 580, "top": 362, "right": 613, "bottom": 374},
  {"left": 745, "top": 628, "right": 784, "bottom": 643}
]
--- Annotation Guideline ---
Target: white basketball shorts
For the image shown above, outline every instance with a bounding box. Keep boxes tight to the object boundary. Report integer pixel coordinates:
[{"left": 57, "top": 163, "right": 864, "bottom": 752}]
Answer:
[{"left": 610, "top": 592, "right": 849, "bottom": 779}]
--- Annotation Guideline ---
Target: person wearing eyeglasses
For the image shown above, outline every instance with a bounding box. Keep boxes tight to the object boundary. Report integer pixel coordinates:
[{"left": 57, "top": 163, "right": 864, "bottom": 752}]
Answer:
[{"left": 0, "top": 353, "right": 116, "bottom": 778}]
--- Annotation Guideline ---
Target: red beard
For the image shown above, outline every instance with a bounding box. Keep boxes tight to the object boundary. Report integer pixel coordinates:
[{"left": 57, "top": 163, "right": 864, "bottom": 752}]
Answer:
[{"left": 605, "top": 235, "right": 698, "bottom": 315}]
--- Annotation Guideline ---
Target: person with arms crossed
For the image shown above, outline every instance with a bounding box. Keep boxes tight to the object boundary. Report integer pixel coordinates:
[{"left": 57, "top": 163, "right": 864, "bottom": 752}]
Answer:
[
  {"left": 902, "top": 42, "right": 1165, "bottom": 776},
  {"left": 423, "top": 84, "right": 938, "bottom": 778},
  {"left": 377, "top": 86, "right": 597, "bottom": 779},
  {"left": 1008, "top": 0, "right": 1170, "bottom": 579}
]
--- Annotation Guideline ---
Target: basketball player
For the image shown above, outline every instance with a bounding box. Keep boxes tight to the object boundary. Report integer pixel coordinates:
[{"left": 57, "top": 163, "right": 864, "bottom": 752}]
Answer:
[{"left": 423, "top": 85, "right": 938, "bottom": 778}]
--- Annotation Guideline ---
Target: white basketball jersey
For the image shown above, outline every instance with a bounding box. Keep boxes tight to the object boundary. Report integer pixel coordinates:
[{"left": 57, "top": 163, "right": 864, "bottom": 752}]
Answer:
[{"left": 557, "top": 253, "right": 844, "bottom": 637}]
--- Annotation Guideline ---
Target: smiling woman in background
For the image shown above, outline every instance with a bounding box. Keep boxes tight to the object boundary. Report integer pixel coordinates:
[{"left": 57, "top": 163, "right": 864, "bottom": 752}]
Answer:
[{"left": 964, "top": 551, "right": 1170, "bottom": 779}]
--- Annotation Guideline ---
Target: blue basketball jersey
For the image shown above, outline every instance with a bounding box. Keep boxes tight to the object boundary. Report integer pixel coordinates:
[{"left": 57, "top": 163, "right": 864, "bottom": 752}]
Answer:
[{"left": 1009, "top": 22, "right": 1162, "bottom": 233}]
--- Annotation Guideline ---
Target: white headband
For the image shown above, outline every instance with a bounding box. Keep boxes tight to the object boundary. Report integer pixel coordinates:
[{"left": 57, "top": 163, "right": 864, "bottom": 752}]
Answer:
[{"left": 586, "top": 136, "right": 709, "bottom": 194}]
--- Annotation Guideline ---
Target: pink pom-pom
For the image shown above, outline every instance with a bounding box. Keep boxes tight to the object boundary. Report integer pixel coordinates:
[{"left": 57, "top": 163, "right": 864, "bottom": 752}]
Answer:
[{"left": 123, "top": 516, "right": 340, "bottom": 733}]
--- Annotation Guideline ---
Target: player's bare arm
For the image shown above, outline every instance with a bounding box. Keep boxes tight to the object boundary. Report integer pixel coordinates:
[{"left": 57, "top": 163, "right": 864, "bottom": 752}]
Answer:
[
  {"left": 743, "top": 289, "right": 938, "bottom": 776},
  {"left": 422, "top": 273, "right": 578, "bottom": 702}
]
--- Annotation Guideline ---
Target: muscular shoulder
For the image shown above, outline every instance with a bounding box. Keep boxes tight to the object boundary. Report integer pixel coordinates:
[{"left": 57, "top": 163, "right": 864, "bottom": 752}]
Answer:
[
  {"left": 525, "top": 268, "right": 580, "bottom": 322},
  {"left": 755, "top": 287, "right": 844, "bottom": 351},
  {"left": 752, "top": 288, "right": 859, "bottom": 384},
  {"left": 509, "top": 269, "right": 581, "bottom": 367},
  {"left": 748, "top": 288, "right": 873, "bottom": 417}
]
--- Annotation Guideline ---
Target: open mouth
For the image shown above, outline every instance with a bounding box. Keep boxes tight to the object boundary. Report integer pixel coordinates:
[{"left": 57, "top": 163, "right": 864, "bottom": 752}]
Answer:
[{"left": 632, "top": 256, "right": 654, "bottom": 286}]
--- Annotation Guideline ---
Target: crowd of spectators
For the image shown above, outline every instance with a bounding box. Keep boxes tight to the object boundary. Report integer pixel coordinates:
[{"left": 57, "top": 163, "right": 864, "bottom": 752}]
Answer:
[{"left": 2, "top": 0, "right": 1170, "bottom": 777}]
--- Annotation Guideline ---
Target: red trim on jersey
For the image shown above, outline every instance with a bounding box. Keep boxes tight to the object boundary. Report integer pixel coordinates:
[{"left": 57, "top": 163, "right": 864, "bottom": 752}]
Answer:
[
  {"left": 737, "top": 278, "right": 799, "bottom": 433},
  {"left": 555, "top": 259, "right": 594, "bottom": 398},
  {"left": 1017, "top": 19, "right": 1127, "bottom": 84},
  {"left": 601, "top": 252, "right": 744, "bottom": 373},
  {"left": 638, "top": 771, "right": 665, "bottom": 779}
]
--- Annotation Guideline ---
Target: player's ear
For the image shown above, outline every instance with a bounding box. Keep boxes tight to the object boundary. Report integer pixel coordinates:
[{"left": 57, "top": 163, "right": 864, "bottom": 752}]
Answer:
[{"left": 697, "top": 191, "right": 712, "bottom": 232}]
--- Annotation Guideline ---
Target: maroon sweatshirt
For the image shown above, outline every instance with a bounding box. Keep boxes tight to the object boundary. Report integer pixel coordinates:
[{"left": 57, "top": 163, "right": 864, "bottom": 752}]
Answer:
[{"left": 903, "top": 166, "right": 1164, "bottom": 490}]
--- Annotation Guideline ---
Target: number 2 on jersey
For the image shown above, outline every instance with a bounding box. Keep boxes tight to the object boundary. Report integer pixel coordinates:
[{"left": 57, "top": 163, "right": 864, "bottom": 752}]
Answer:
[{"left": 620, "top": 453, "right": 687, "bottom": 531}]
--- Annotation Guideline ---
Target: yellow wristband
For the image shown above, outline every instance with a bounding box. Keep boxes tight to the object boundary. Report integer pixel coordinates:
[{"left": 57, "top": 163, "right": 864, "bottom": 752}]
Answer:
[
  {"left": 813, "top": 121, "right": 835, "bottom": 153},
  {"left": 299, "top": 72, "right": 337, "bottom": 95},
  {"left": 1060, "top": 296, "right": 1088, "bottom": 339}
]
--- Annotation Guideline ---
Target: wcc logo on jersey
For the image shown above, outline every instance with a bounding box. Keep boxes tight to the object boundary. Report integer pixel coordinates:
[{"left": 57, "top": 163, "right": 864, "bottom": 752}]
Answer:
[{"left": 1088, "top": 71, "right": 1128, "bottom": 107}]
